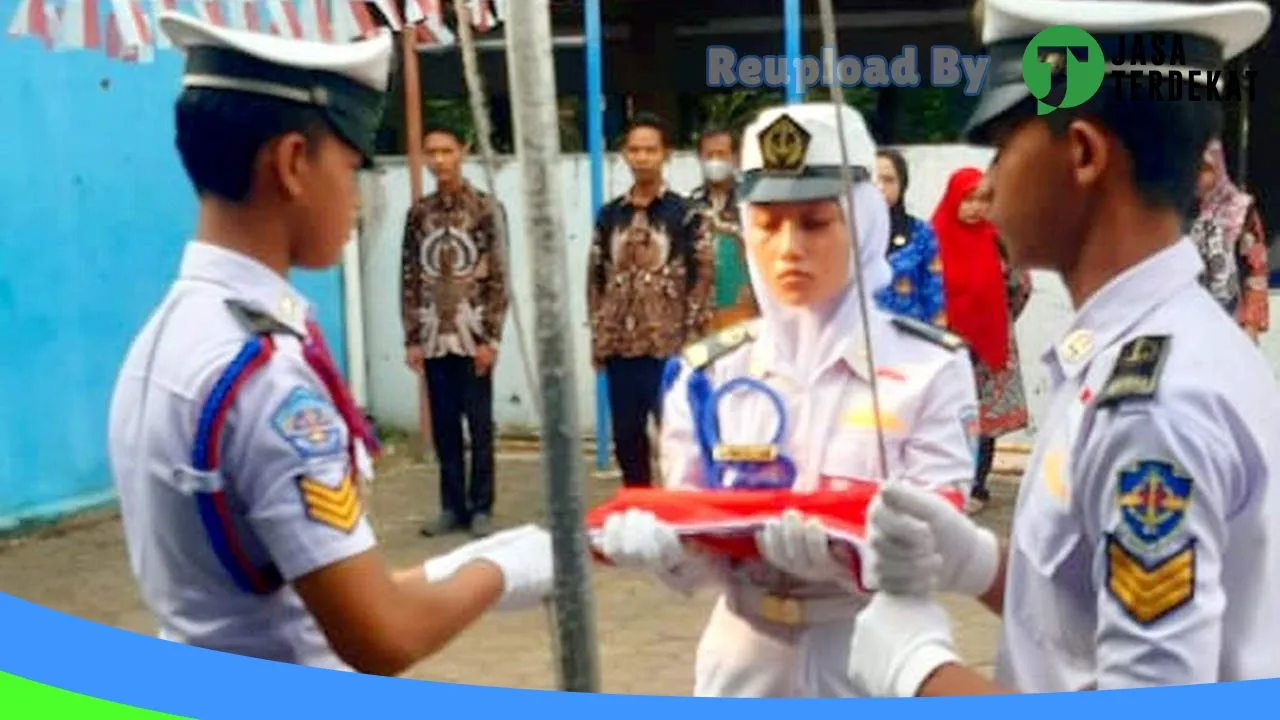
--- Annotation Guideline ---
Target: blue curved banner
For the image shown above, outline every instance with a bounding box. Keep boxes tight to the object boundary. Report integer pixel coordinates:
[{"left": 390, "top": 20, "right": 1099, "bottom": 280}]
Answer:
[{"left": 2, "top": 591, "right": 1278, "bottom": 716}]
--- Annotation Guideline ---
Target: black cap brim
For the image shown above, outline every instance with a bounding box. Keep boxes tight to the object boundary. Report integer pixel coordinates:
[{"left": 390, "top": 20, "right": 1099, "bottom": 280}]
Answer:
[
  {"left": 739, "top": 175, "right": 846, "bottom": 203},
  {"left": 739, "top": 167, "right": 869, "bottom": 203},
  {"left": 962, "top": 82, "right": 1036, "bottom": 145}
]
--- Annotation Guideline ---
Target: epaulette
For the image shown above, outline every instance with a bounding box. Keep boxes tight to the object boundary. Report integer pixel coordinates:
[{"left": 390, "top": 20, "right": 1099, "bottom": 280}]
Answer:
[
  {"left": 680, "top": 321, "right": 758, "bottom": 370},
  {"left": 890, "top": 316, "right": 967, "bottom": 352},
  {"left": 224, "top": 299, "right": 303, "bottom": 338},
  {"left": 1095, "top": 335, "right": 1171, "bottom": 407}
]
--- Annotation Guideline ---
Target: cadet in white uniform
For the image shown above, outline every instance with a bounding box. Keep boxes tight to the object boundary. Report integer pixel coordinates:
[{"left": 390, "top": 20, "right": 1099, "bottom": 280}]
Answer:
[
  {"left": 107, "top": 12, "right": 554, "bottom": 676},
  {"left": 847, "top": 0, "right": 1280, "bottom": 698},
  {"left": 594, "top": 102, "right": 980, "bottom": 697}
]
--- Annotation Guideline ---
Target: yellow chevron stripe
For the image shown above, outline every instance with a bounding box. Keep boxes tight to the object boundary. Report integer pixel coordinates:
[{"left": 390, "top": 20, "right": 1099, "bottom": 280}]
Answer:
[
  {"left": 300, "top": 481, "right": 358, "bottom": 509},
  {"left": 301, "top": 489, "right": 360, "bottom": 518},
  {"left": 1106, "top": 535, "right": 1194, "bottom": 625},
  {"left": 297, "top": 474, "right": 363, "bottom": 534}
]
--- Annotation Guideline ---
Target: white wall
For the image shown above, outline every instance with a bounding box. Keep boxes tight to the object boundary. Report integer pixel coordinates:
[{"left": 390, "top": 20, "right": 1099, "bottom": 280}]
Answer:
[{"left": 357, "top": 145, "right": 1267, "bottom": 448}]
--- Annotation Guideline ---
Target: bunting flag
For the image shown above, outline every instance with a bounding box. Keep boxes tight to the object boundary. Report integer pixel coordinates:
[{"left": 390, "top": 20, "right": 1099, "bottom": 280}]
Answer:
[
  {"left": 404, "top": 0, "right": 453, "bottom": 46},
  {"left": 105, "top": 0, "right": 153, "bottom": 62},
  {"left": 330, "top": 0, "right": 377, "bottom": 42},
  {"left": 296, "top": 0, "right": 331, "bottom": 42},
  {"left": 465, "top": 0, "right": 496, "bottom": 33},
  {"left": 54, "top": 0, "right": 101, "bottom": 50},
  {"left": 150, "top": 0, "right": 177, "bottom": 48},
  {"left": 368, "top": 0, "right": 400, "bottom": 32},
  {"left": 8, "top": 0, "right": 55, "bottom": 48},
  {"left": 8, "top": 0, "right": 507, "bottom": 59},
  {"left": 190, "top": 0, "right": 224, "bottom": 28},
  {"left": 224, "top": 0, "right": 260, "bottom": 32},
  {"left": 264, "top": 0, "right": 302, "bottom": 39}
]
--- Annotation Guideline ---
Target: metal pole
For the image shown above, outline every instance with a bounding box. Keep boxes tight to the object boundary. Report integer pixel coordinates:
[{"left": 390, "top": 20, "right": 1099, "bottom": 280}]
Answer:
[
  {"left": 1238, "top": 60, "right": 1251, "bottom": 187},
  {"left": 585, "top": 0, "right": 610, "bottom": 472},
  {"left": 398, "top": 4, "right": 434, "bottom": 458},
  {"left": 503, "top": 0, "right": 600, "bottom": 693},
  {"left": 453, "top": 0, "right": 544, "bottom": 422},
  {"left": 784, "top": 0, "right": 803, "bottom": 103},
  {"left": 815, "top": 0, "right": 890, "bottom": 480}
]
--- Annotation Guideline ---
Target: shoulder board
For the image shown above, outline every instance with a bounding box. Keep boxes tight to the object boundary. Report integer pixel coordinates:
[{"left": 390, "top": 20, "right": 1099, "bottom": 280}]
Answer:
[
  {"left": 680, "top": 321, "right": 758, "bottom": 370},
  {"left": 1095, "top": 335, "right": 1171, "bottom": 407},
  {"left": 224, "top": 299, "right": 303, "bottom": 338},
  {"left": 891, "top": 316, "right": 966, "bottom": 352}
]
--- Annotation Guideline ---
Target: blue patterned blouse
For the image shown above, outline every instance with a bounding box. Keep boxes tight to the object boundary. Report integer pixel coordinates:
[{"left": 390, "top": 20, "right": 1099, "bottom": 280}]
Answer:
[{"left": 874, "top": 216, "right": 947, "bottom": 327}]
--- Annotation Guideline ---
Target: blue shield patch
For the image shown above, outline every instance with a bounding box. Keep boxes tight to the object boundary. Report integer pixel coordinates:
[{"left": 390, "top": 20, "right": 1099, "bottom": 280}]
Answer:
[
  {"left": 1115, "top": 459, "right": 1192, "bottom": 549},
  {"left": 270, "top": 386, "right": 345, "bottom": 460}
]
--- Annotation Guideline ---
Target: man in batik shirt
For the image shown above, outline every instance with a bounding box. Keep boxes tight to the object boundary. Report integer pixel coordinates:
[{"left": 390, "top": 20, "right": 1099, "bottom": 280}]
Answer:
[
  {"left": 402, "top": 126, "right": 509, "bottom": 538},
  {"left": 687, "top": 124, "right": 757, "bottom": 331},
  {"left": 587, "top": 112, "right": 712, "bottom": 488}
]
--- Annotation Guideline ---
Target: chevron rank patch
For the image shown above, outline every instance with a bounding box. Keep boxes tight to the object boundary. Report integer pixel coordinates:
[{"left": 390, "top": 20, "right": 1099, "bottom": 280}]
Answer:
[
  {"left": 296, "top": 471, "right": 363, "bottom": 534},
  {"left": 1105, "top": 533, "right": 1195, "bottom": 625}
]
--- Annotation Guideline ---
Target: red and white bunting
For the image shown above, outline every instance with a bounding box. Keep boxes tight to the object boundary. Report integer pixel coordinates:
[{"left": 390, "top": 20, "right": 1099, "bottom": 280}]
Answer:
[
  {"left": 404, "top": 0, "right": 453, "bottom": 46},
  {"left": 264, "top": 0, "right": 302, "bottom": 39},
  {"left": 330, "top": 0, "right": 377, "bottom": 42},
  {"left": 297, "top": 0, "right": 332, "bottom": 42},
  {"left": 149, "top": 0, "right": 177, "bottom": 48},
  {"left": 106, "top": 0, "right": 153, "bottom": 62},
  {"left": 464, "top": 0, "right": 496, "bottom": 33},
  {"left": 368, "top": 0, "right": 400, "bottom": 32},
  {"left": 55, "top": 0, "right": 102, "bottom": 50},
  {"left": 9, "top": 0, "right": 509, "bottom": 58},
  {"left": 8, "top": 0, "right": 54, "bottom": 47},
  {"left": 224, "top": 1, "right": 260, "bottom": 32},
  {"left": 190, "top": 0, "right": 225, "bottom": 28}
]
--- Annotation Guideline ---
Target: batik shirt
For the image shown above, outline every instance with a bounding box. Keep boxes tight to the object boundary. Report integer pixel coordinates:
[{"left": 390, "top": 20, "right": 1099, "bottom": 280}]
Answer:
[
  {"left": 400, "top": 181, "right": 510, "bottom": 359},
  {"left": 586, "top": 187, "right": 712, "bottom": 365},
  {"left": 687, "top": 183, "right": 757, "bottom": 321}
]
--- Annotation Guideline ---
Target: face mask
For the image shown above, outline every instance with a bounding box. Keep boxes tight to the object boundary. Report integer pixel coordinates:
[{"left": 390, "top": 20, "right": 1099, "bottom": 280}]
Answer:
[{"left": 701, "top": 159, "right": 734, "bottom": 183}]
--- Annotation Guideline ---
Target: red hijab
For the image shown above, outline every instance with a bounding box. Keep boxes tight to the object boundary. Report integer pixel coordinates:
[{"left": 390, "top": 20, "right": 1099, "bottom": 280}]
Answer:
[{"left": 932, "top": 167, "right": 1009, "bottom": 369}]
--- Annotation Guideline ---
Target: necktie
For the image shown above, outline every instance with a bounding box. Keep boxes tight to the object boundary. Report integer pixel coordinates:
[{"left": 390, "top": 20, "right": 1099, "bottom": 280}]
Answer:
[{"left": 302, "top": 317, "right": 381, "bottom": 460}]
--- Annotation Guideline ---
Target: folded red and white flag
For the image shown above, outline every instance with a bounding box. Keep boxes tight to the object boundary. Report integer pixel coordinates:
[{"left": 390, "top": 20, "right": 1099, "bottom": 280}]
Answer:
[{"left": 585, "top": 482, "right": 965, "bottom": 591}]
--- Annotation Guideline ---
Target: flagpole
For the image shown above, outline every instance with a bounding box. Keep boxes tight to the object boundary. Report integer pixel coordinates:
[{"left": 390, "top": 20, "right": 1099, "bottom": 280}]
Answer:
[{"left": 398, "top": 1, "right": 432, "bottom": 456}]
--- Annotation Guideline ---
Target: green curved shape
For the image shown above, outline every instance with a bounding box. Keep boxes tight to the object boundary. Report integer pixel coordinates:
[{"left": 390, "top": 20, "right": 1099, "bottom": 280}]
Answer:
[{"left": 0, "top": 671, "right": 191, "bottom": 718}]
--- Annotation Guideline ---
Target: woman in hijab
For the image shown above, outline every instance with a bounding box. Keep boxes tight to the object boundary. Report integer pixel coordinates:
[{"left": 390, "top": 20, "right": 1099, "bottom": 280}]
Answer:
[
  {"left": 591, "top": 103, "right": 980, "bottom": 698},
  {"left": 872, "top": 148, "right": 947, "bottom": 327},
  {"left": 932, "top": 167, "right": 1030, "bottom": 513},
  {"left": 1190, "top": 138, "right": 1270, "bottom": 342}
]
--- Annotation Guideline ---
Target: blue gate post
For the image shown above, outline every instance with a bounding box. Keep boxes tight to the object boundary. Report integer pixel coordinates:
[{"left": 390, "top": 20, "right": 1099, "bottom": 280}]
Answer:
[
  {"left": 584, "top": 0, "right": 610, "bottom": 471},
  {"left": 785, "top": 0, "right": 804, "bottom": 103}
]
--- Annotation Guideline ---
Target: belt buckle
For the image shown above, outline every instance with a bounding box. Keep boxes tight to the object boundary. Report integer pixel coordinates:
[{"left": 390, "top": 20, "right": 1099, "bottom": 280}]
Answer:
[{"left": 759, "top": 594, "right": 804, "bottom": 626}]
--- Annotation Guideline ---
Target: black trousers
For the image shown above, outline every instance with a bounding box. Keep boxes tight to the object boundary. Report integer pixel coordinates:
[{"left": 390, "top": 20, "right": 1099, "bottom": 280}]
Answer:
[
  {"left": 605, "top": 356, "right": 665, "bottom": 487},
  {"left": 423, "top": 354, "right": 495, "bottom": 520},
  {"left": 973, "top": 436, "right": 996, "bottom": 499}
]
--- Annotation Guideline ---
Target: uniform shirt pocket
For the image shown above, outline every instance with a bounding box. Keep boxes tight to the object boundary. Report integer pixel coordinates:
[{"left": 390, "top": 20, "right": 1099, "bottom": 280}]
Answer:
[
  {"left": 816, "top": 429, "right": 905, "bottom": 487},
  {"left": 1009, "top": 491, "right": 1096, "bottom": 660}
]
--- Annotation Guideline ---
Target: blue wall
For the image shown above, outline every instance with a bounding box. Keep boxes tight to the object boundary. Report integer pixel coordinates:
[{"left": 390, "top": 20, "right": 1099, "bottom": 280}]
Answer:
[{"left": 0, "top": 39, "right": 348, "bottom": 530}]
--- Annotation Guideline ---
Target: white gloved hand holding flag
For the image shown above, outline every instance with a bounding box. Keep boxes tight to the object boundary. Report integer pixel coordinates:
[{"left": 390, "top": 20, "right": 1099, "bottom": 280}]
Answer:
[{"left": 755, "top": 509, "right": 857, "bottom": 590}]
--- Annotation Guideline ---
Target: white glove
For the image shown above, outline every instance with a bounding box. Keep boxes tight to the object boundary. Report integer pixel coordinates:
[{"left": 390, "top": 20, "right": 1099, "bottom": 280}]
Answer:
[
  {"left": 598, "top": 509, "right": 719, "bottom": 594},
  {"left": 866, "top": 483, "right": 1000, "bottom": 598},
  {"left": 423, "top": 524, "right": 553, "bottom": 612},
  {"left": 598, "top": 508, "right": 684, "bottom": 570},
  {"left": 755, "top": 509, "right": 855, "bottom": 589},
  {"left": 849, "top": 593, "right": 960, "bottom": 698}
]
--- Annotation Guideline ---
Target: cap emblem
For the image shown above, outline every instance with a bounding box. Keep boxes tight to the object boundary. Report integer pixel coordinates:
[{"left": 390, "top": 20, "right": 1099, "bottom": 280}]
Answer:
[{"left": 758, "top": 114, "right": 810, "bottom": 173}]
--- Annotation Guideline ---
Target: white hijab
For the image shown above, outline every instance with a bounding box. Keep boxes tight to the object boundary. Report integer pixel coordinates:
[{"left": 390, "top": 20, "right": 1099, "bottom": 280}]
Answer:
[{"left": 741, "top": 181, "right": 893, "bottom": 385}]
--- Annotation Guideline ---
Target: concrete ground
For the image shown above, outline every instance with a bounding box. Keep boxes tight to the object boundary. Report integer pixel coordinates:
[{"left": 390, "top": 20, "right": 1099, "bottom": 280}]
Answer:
[{"left": 0, "top": 438, "right": 1025, "bottom": 695}]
